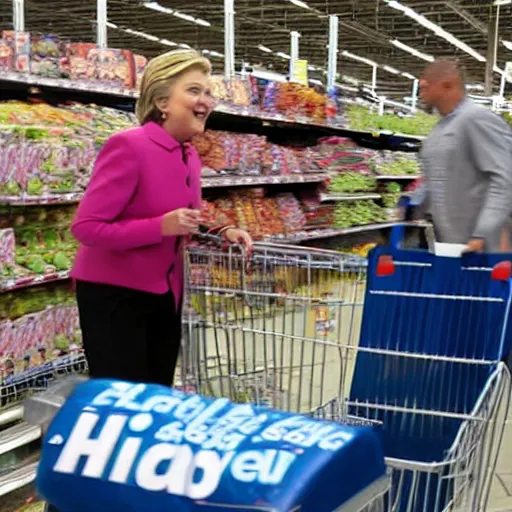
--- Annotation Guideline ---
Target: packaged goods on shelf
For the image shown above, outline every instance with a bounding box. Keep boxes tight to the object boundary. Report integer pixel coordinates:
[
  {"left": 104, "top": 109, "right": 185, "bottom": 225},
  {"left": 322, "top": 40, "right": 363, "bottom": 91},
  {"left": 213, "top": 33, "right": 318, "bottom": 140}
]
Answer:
[
  {"left": 1, "top": 30, "right": 30, "bottom": 73},
  {"left": 299, "top": 190, "right": 335, "bottom": 229},
  {"left": 263, "top": 81, "right": 327, "bottom": 122},
  {"left": 276, "top": 193, "right": 307, "bottom": 234},
  {"left": 333, "top": 200, "right": 386, "bottom": 228},
  {"left": 30, "top": 34, "right": 68, "bottom": 79},
  {"left": 371, "top": 151, "right": 420, "bottom": 176},
  {"left": 0, "top": 303, "right": 81, "bottom": 386},
  {"left": 0, "top": 206, "right": 77, "bottom": 286},
  {"left": 346, "top": 105, "right": 437, "bottom": 136},
  {"left": 328, "top": 171, "right": 377, "bottom": 194}
]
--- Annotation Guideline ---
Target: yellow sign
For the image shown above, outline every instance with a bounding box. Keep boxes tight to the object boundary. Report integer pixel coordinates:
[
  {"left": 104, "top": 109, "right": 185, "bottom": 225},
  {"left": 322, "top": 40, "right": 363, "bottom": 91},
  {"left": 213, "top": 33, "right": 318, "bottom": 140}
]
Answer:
[{"left": 292, "top": 59, "right": 308, "bottom": 85}]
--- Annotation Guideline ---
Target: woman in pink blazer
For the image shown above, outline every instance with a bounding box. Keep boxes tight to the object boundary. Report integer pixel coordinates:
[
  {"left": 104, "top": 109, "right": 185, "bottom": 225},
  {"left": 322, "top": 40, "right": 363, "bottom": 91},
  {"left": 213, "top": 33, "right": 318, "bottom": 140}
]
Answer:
[{"left": 71, "top": 49, "right": 251, "bottom": 386}]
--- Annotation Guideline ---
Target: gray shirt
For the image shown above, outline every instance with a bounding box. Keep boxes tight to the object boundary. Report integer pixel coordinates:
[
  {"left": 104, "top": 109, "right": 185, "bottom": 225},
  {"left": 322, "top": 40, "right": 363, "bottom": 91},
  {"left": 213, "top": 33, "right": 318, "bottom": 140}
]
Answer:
[{"left": 419, "top": 98, "right": 512, "bottom": 251}]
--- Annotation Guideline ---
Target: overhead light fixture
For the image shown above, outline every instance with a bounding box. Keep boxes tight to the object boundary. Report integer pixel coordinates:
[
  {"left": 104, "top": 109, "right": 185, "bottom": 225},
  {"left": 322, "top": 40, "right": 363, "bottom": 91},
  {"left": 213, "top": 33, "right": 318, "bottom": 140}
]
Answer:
[
  {"left": 335, "top": 82, "right": 358, "bottom": 93},
  {"left": 308, "top": 65, "right": 317, "bottom": 71},
  {"left": 342, "top": 75, "right": 359, "bottom": 86},
  {"left": 342, "top": 50, "right": 376, "bottom": 67},
  {"left": 125, "top": 28, "right": 159, "bottom": 42},
  {"left": 467, "top": 84, "right": 485, "bottom": 91},
  {"left": 258, "top": 45, "right": 272, "bottom": 53},
  {"left": 144, "top": 3, "right": 211, "bottom": 27},
  {"left": 503, "top": 40, "right": 512, "bottom": 51},
  {"left": 401, "top": 72, "right": 416, "bottom": 80},
  {"left": 276, "top": 52, "right": 291, "bottom": 59},
  {"left": 391, "top": 39, "right": 434, "bottom": 62},
  {"left": 383, "top": 65, "right": 400, "bottom": 74},
  {"left": 160, "top": 39, "right": 177, "bottom": 46},
  {"left": 289, "top": 0, "right": 311, "bottom": 9},
  {"left": 209, "top": 51, "right": 224, "bottom": 58},
  {"left": 494, "top": 0, "right": 511, "bottom": 5},
  {"left": 178, "top": 43, "right": 191, "bottom": 49},
  {"left": 384, "top": 0, "right": 486, "bottom": 62},
  {"left": 144, "top": 2, "right": 173, "bottom": 14},
  {"left": 106, "top": 22, "right": 118, "bottom": 29}
]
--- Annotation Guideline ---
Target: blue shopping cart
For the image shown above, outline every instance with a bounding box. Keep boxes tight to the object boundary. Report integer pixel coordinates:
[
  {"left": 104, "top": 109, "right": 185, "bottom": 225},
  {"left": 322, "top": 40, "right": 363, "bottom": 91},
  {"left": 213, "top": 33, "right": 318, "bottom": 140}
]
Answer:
[
  {"left": 27, "top": 378, "right": 388, "bottom": 512},
  {"left": 348, "top": 238, "right": 512, "bottom": 511}
]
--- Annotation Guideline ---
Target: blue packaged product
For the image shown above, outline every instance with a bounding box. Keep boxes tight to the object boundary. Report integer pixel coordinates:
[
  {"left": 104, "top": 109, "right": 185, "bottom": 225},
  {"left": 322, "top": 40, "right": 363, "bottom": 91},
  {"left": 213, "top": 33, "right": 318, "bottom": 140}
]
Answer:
[{"left": 37, "top": 379, "right": 387, "bottom": 511}]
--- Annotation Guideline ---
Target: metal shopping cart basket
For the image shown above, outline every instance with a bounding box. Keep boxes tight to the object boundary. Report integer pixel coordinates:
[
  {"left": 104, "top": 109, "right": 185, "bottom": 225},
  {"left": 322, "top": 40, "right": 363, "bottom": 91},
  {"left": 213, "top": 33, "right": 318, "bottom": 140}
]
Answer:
[{"left": 181, "top": 237, "right": 512, "bottom": 512}]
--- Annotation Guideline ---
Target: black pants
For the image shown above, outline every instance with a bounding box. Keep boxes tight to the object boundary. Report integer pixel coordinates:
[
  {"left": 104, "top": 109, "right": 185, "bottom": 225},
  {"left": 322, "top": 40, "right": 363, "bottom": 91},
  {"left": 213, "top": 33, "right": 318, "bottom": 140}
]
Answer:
[{"left": 76, "top": 280, "right": 181, "bottom": 386}]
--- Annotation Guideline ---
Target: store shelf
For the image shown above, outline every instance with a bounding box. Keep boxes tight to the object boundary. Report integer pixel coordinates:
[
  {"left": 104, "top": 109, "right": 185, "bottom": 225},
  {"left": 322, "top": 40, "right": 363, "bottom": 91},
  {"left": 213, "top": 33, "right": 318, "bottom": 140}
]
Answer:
[
  {"left": 268, "top": 221, "right": 428, "bottom": 244},
  {"left": 0, "top": 271, "right": 70, "bottom": 293},
  {"left": 202, "top": 172, "right": 328, "bottom": 188},
  {"left": 0, "top": 406, "right": 24, "bottom": 429},
  {"left": 0, "top": 422, "right": 41, "bottom": 457},
  {"left": 0, "top": 70, "right": 137, "bottom": 98},
  {"left": 0, "top": 461, "right": 38, "bottom": 498},
  {"left": 0, "top": 192, "right": 84, "bottom": 206},
  {"left": 375, "top": 175, "right": 419, "bottom": 180},
  {"left": 0, "top": 173, "right": 329, "bottom": 206},
  {"left": 320, "top": 193, "right": 381, "bottom": 202},
  {"left": 0, "top": 71, "right": 425, "bottom": 145}
]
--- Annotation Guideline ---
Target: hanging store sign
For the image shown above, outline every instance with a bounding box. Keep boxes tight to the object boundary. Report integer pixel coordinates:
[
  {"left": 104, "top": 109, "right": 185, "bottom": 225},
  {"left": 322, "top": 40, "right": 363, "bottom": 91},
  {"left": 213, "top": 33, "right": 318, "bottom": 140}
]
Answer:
[{"left": 292, "top": 59, "right": 308, "bottom": 85}]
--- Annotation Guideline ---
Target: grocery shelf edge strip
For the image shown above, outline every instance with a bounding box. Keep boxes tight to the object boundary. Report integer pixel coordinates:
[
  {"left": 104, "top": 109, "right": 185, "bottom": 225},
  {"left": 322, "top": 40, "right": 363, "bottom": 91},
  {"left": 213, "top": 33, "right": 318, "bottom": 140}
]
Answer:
[{"left": 0, "top": 461, "right": 38, "bottom": 498}]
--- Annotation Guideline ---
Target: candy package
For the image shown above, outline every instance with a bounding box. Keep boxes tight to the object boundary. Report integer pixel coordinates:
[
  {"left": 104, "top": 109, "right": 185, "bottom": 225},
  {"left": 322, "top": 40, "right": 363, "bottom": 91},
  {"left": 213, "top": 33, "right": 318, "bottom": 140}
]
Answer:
[
  {"left": 88, "top": 48, "right": 136, "bottom": 89},
  {"left": 2, "top": 31, "right": 30, "bottom": 72},
  {"left": 31, "top": 34, "right": 68, "bottom": 78}
]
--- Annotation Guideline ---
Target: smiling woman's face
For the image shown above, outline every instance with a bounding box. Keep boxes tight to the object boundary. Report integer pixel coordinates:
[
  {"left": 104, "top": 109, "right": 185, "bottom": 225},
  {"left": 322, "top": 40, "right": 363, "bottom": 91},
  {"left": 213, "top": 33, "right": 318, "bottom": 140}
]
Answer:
[{"left": 160, "top": 67, "right": 214, "bottom": 142}]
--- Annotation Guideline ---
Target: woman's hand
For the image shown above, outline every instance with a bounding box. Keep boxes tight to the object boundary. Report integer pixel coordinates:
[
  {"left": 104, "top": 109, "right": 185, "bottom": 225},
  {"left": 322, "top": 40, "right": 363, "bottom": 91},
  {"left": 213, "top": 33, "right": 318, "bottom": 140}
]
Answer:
[
  {"left": 161, "top": 209, "right": 201, "bottom": 236},
  {"left": 222, "top": 228, "right": 253, "bottom": 252}
]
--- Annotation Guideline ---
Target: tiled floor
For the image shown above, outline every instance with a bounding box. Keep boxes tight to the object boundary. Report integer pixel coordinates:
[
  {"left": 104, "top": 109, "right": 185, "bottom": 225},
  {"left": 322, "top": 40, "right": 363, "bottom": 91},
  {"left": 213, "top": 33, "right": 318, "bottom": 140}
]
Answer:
[{"left": 489, "top": 418, "right": 512, "bottom": 511}]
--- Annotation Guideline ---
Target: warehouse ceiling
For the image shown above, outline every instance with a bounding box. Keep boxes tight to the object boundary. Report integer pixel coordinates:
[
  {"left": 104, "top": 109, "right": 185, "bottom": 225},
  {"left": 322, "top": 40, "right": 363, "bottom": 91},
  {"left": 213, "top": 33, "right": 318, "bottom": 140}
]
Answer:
[{"left": 0, "top": 0, "right": 510, "bottom": 98}]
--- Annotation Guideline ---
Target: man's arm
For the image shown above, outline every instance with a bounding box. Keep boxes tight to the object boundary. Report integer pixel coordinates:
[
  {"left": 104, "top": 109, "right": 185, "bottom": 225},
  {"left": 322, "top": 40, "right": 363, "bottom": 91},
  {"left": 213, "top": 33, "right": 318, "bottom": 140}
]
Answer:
[{"left": 468, "top": 110, "right": 512, "bottom": 246}]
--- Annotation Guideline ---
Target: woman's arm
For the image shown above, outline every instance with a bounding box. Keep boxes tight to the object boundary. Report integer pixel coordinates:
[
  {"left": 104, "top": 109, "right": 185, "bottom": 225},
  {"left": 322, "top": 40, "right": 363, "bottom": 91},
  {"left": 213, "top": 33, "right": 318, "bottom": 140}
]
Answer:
[{"left": 71, "top": 134, "right": 164, "bottom": 251}]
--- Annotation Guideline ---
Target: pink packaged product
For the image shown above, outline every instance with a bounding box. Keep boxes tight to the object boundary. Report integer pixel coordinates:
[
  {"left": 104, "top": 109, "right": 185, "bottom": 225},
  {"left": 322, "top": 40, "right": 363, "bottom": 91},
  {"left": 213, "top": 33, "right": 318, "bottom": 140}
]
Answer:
[
  {"left": 88, "top": 48, "right": 136, "bottom": 89},
  {"left": 0, "top": 320, "right": 13, "bottom": 359},
  {"left": 66, "top": 42, "right": 97, "bottom": 82},
  {"left": 38, "top": 307, "right": 57, "bottom": 351},
  {"left": 0, "top": 38, "right": 14, "bottom": 71},
  {"left": 2, "top": 31, "right": 30, "bottom": 72},
  {"left": 134, "top": 54, "right": 147, "bottom": 89},
  {"left": 0, "top": 229, "right": 15, "bottom": 271},
  {"left": 276, "top": 193, "right": 306, "bottom": 233}
]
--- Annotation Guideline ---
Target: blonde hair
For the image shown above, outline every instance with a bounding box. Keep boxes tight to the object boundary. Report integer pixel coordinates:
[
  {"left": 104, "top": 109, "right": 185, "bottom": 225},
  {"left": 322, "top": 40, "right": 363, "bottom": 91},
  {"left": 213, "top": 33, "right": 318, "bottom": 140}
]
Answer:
[{"left": 135, "top": 49, "right": 211, "bottom": 125}]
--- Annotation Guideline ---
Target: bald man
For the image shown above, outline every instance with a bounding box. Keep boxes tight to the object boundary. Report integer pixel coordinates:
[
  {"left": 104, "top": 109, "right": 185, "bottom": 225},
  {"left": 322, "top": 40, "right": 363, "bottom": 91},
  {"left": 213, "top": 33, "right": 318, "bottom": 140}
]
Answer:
[{"left": 413, "top": 58, "right": 512, "bottom": 252}]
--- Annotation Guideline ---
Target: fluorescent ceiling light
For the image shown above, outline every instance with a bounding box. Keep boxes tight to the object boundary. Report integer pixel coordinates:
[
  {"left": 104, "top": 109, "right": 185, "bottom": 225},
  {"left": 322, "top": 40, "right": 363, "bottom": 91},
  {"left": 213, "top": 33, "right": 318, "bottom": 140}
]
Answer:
[
  {"left": 125, "top": 28, "right": 159, "bottom": 41},
  {"left": 106, "top": 22, "right": 118, "bottom": 29},
  {"left": 342, "top": 75, "right": 359, "bottom": 86},
  {"left": 144, "top": 2, "right": 173, "bottom": 14},
  {"left": 391, "top": 39, "right": 434, "bottom": 62},
  {"left": 309, "top": 79, "right": 323, "bottom": 85},
  {"left": 503, "top": 40, "right": 512, "bottom": 51},
  {"left": 289, "top": 0, "right": 311, "bottom": 9},
  {"left": 160, "top": 39, "right": 177, "bottom": 46},
  {"left": 383, "top": 65, "right": 400, "bottom": 74},
  {"left": 494, "top": 0, "right": 511, "bottom": 5},
  {"left": 401, "top": 72, "right": 416, "bottom": 80},
  {"left": 384, "top": 0, "right": 485, "bottom": 62},
  {"left": 258, "top": 45, "right": 272, "bottom": 53},
  {"left": 145, "top": 4, "right": 211, "bottom": 27},
  {"left": 467, "top": 84, "right": 485, "bottom": 91},
  {"left": 209, "top": 51, "right": 224, "bottom": 58},
  {"left": 342, "top": 50, "right": 376, "bottom": 67},
  {"left": 179, "top": 43, "right": 191, "bottom": 49},
  {"left": 276, "top": 52, "right": 291, "bottom": 59},
  {"left": 308, "top": 65, "right": 317, "bottom": 71}
]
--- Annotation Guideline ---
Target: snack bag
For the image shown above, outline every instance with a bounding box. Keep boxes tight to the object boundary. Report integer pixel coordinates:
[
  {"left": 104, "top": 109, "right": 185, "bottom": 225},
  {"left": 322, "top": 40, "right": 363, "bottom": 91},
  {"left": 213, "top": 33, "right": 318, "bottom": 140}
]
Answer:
[
  {"left": 88, "top": 48, "right": 135, "bottom": 89},
  {"left": 0, "top": 38, "right": 14, "bottom": 71}
]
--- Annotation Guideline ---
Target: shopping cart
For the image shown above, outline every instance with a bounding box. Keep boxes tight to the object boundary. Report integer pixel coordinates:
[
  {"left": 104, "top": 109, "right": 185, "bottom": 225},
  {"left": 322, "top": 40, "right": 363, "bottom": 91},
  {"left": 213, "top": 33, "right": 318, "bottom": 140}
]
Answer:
[
  {"left": 27, "top": 376, "right": 389, "bottom": 512},
  {"left": 181, "top": 237, "right": 512, "bottom": 511}
]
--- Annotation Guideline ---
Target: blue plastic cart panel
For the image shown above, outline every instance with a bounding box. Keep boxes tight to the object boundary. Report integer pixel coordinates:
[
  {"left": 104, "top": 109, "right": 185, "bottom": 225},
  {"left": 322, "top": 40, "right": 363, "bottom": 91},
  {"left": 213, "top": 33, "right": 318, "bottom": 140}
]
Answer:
[{"left": 37, "top": 379, "right": 387, "bottom": 512}]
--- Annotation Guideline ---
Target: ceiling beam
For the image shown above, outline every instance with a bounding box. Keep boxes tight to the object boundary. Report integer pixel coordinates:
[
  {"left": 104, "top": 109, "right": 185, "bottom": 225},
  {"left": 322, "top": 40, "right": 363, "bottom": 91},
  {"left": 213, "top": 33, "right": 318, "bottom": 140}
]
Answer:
[{"left": 445, "top": 0, "right": 488, "bottom": 35}]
